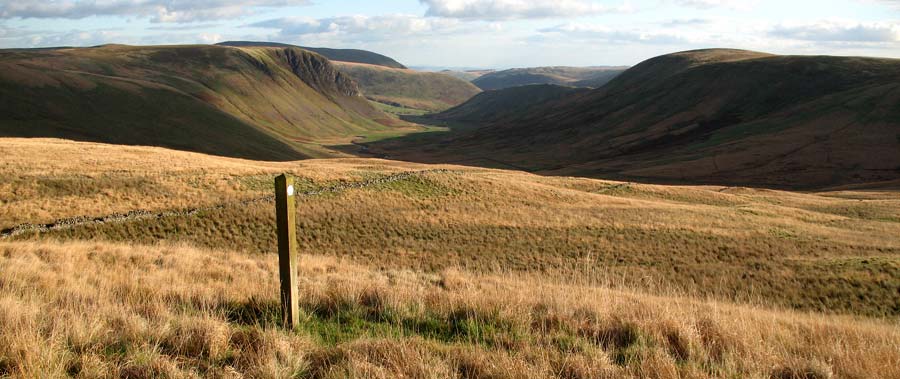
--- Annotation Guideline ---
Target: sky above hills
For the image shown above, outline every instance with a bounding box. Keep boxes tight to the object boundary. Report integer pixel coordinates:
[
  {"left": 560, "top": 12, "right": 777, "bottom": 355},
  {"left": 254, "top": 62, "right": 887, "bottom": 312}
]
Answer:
[{"left": 1, "top": 0, "right": 898, "bottom": 68}]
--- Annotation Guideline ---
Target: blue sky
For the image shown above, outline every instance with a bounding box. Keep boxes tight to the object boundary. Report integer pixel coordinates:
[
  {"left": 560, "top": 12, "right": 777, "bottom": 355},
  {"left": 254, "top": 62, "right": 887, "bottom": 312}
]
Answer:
[{"left": 1, "top": 1, "right": 898, "bottom": 68}]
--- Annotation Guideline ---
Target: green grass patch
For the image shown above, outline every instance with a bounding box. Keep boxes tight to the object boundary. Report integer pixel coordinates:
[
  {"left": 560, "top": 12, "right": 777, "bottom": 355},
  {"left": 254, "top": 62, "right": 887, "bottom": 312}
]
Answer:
[
  {"left": 219, "top": 297, "right": 525, "bottom": 348},
  {"left": 369, "top": 100, "right": 429, "bottom": 116},
  {"left": 355, "top": 125, "right": 450, "bottom": 144},
  {"left": 236, "top": 174, "right": 321, "bottom": 193},
  {"left": 368, "top": 175, "right": 459, "bottom": 198},
  {"left": 769, "top": 228, "right": 799, "bottom": 239},
  {"left": 593, "top": 183, "right": 635, "bottom": 195}
]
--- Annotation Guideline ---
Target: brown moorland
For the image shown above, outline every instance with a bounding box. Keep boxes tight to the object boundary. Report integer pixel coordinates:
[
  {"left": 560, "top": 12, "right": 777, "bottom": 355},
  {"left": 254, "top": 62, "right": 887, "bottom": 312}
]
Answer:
[
  {"left": 1, "top": 240, "right": 898, "bottom": 378},
  {"left": 3, "top": 138, "right": 899, "bottom": 320}
]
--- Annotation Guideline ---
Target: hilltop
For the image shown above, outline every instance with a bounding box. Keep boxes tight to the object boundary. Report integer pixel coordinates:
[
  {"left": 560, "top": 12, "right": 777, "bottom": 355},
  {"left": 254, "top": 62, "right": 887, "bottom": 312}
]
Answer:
[
  {"left": 370, "top": 49, "right": 900, "bottom": 188},
  {"left": 1, "top": 138, "right": 898, "bottom": 378},
  {"left": 335, "top": 61, "right": 482, "bottom": 111},
  {"left": 472, "top": 66, "right": 628, "bottom": 90},
  {"left": 0, "top": 44, "right": 400, "bottom": 160},
  {"left": 217, "top": 41, "right": 407, "bottom": 69},
  {"left": 439, "top": 69, "right": 494, "bottom": 81}
]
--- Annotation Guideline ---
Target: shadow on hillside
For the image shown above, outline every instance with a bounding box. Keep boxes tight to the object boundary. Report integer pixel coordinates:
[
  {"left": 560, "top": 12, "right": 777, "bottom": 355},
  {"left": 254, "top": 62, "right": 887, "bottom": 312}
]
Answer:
[
  {"left": 0, "top": 131, "right": 308, "bottom": 162},
  {"left": 360, "top": 115, "right": 543, "bottom": 172}
]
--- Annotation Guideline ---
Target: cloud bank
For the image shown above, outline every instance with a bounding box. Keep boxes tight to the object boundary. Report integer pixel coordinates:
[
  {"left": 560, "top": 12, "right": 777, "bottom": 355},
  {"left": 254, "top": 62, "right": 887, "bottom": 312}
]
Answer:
[
  {"left": 0, "top": 0, "right": 311, "bottom": 23},
  {"left": 419, "top": 0, "right": 631, "bottom": 20},
  {"left": 769, "top": 21, "right": 900, "bottom": 42},
  {"left": 250, "top": 15, "right": 465, "bottom": 40}
]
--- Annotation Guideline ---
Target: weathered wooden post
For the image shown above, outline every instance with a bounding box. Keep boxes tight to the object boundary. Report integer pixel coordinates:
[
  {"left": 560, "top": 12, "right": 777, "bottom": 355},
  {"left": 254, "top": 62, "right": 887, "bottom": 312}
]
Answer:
[{"left": 274, "top": 174, "right": 299, "bottom": 328}]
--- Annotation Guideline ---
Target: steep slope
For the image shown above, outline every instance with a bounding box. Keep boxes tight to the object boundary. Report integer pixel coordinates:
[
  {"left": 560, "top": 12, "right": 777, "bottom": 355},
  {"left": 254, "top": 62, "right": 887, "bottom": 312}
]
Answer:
[
  {"left": 217, "top": 41, "right": 407, "bottom": 69},
  {"left": 373, "top": 49, "right": 900, "bottom": 188},
  {"left": 0, "top": 44, "right": 395, "bottom": 160},
  {"left": 432, "top": 84, "right": 589, "bottom": 123},
  {"left": 334, "top": 61, "right": 482, "bottom": 111},
  {"left": 472, "top": 66, "right": 627, "bottom": 90}
]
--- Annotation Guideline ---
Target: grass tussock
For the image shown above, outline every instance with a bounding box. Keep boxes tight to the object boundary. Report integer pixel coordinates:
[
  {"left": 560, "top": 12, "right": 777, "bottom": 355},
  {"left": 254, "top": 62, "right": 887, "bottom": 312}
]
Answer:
[
  {"left": 3, "top": 139, "right": 900, "bottom": 318},
  {"left": 1, "top": 240, "right": 898, "bottom": 379}
]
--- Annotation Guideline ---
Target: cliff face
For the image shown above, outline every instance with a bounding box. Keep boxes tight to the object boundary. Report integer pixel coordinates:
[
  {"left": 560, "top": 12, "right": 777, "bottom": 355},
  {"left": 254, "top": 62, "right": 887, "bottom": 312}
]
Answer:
[{"left": 273, "top": 47, "right": 362, "bottom": 98}]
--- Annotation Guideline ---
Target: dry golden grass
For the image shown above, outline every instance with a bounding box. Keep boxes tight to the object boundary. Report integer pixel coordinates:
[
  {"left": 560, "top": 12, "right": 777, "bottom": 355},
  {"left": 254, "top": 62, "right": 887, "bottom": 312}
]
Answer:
[
  {"left": 0, "top": 138, "right": 429, "bottom": 227},
  {"left": 3, "top": 138, "right": 899, "bottom": 318},
  {"left": 1, "top": 239, "right": 898, "bottom": 379}
]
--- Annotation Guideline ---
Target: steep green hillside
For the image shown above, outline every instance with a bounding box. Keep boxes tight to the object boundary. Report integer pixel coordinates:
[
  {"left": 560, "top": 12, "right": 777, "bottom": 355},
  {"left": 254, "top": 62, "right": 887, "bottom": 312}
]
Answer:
[
  {"left": 370, "top": 49, "right": 900, "bottom": 188},
  {"left": 472, "top": 66, "right": 627, "bottom": 90},
  {"left": 432, "top": 84, "right": 589, "bottom": 123},
  {"left": 217, "top": 41, "right": 407, "bottom": 69},
  {"left": 0, "top": 44, "right": 396, "bottom": 160},
  {"left": 335, "top": 62, "right": 482, "bottom": 111}
]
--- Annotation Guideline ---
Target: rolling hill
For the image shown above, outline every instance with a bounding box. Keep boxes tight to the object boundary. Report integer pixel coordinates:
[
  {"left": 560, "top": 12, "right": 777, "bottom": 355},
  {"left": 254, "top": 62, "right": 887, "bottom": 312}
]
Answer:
[
  {"left": 431, "top": 84, "right": 589, "bottom": 123},
  {"left": 472, "top": 66, "right": 628, "bottom": 90},
  {"left": 439, "top": 69, "right": 495, "bottom": 81},
  {"left": 2, "top": 138, "right": 899, "bottom": 377},
  {"left": 334, "top": 61, "right": 482, "bottom": 111},
  {"left": 370, "top": 49, "right": 900, "bottom": 188},
  {"left": 0, "top": 44, "right": 397, "bottom": 160},
  {"left": 217, "top": 40, "right": 407, "bottom": 69}
]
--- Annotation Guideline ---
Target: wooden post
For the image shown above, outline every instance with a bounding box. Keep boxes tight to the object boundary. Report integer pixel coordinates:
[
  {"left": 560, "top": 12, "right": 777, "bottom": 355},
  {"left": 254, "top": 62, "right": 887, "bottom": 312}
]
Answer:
[{"left": 274, "top": 174, "right": 299, "bottom": 328}]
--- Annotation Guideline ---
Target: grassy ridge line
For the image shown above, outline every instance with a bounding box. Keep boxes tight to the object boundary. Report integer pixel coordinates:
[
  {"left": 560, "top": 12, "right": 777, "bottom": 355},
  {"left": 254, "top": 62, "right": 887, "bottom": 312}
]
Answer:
[{"left": 0, "top": 169, "right": 449, "bottom": 239}]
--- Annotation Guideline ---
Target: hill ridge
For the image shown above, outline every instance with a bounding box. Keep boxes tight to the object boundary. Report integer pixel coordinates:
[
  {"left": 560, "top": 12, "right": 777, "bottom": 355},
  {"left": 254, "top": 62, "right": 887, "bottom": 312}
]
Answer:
[
  {"left": 0, "top": 44, "right": 394, "bottom": 160},
  {"left": 217, "top": 40, "right": 407, "bottom": 69},
  {"left": 370, "top": 48, "right": 900, "bottom": 188}
]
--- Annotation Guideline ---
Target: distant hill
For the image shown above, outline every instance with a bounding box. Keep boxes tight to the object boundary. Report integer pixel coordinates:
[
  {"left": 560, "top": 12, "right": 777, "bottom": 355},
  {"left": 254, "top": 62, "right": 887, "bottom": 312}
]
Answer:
[
  {"left": 371, "top": 49, "right": 900, "bottom": 188},
  {"left": 472, "top": 66, "right": 628, "bottom": 90},
  {"left": 334, "top": 62, "right": 481, "bottom": 111},
  {"left": 217, "top": 41, "right": 406, "bottom": 69},
  {"left": 0, "top": 44, "right": 396, "bottom": 160},
  {"left": 439, "top": 69, "right": 494, "bottom": 82},
  {"left": 432, "top": 84, "right": 588, "bottom": 123}
]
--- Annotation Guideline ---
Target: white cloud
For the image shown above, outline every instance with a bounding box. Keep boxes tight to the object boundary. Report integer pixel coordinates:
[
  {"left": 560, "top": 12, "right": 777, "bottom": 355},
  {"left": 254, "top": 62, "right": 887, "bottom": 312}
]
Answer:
[
  {"left": 419, "top": 0, "right": 633, "bottom": 20},
  {"left": 769, "top": 21, "right": 900, "bottom": 42},
  {"left": 250, "top": 14, "right": 468, "bottom": 41},
  {"left": 0, "top": 0, "right": 311, "bottom": 23},
  {"left": 672, "top": 0, "right": 758, "bottom": 10},
  {"left": 857, "top": 0, "right": 900, "bottom": 9},
  {"left": 539, "top": 23, "right": 687, "bottom": 44}
]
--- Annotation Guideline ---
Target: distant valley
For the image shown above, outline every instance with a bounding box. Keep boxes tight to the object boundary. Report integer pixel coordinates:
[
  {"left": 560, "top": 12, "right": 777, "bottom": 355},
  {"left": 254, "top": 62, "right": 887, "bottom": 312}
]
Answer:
[
  {"left": 369, "top": 49, "right": 900, "bottom": 189},
  {"left": 2, "top": 44, "right": 898, "bottom": 189},
  {"left": 471, "top": 66, "right": 629, "bottom": 91}
]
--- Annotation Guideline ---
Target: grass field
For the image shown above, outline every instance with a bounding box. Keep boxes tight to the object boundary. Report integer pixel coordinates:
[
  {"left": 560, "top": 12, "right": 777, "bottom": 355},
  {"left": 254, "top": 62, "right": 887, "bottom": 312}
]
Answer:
[
  {"left": 2, "top": 240, "right": 898, "bottom": 378},
  {"left": 368, "top": 101, "right": 429, "bottom": 117},
  {"left": 2, "top": 138, "right": 899, "bottom": 378}
]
